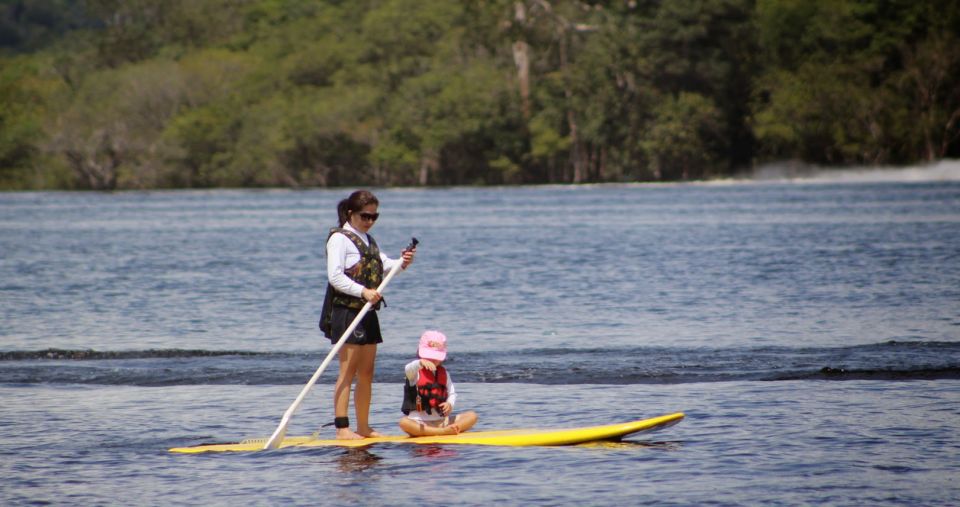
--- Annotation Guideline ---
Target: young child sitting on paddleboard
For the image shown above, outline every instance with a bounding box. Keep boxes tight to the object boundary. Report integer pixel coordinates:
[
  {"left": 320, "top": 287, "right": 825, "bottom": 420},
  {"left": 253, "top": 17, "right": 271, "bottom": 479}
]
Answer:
[{"left": 399, "top": 330, "right": 478, "bottom": 437}]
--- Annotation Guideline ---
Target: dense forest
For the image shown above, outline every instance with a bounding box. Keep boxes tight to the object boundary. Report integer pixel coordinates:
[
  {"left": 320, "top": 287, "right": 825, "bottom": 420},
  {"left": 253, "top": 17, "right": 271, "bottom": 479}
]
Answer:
[{"left": 1, "top": 0, "right": 958, "bottom": 190}]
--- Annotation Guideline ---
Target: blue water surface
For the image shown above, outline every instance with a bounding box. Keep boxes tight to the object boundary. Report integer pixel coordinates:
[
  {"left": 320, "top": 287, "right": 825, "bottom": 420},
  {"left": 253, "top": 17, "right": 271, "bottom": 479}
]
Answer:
[{"left": 2, "top": 176, "right": 959, "bottom": 505}]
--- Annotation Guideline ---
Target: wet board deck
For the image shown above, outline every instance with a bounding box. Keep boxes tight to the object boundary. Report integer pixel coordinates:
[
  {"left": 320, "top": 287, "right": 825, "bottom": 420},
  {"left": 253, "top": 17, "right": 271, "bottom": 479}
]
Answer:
[{"left": 169, "top": 412, "right": 684, "bottom": 453}]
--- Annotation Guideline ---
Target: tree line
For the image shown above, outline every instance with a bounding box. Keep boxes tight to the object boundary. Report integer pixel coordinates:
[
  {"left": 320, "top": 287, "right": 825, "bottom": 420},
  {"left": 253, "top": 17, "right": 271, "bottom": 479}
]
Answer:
[{"left": 1, "top": 0, "right": 958, "bottom": 190}]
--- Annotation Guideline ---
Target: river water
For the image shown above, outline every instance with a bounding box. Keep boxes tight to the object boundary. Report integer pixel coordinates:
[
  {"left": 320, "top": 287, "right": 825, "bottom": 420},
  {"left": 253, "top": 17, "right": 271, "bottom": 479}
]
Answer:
[{"left": 2, "top": 166, "right": 959, "bottom": 505}]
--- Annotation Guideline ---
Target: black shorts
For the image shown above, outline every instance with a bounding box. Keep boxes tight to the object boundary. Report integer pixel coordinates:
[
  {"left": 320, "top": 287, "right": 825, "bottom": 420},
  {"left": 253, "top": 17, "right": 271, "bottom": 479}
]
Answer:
[{"left": 327, "top": 305, "right": 383, "bottom": 346}]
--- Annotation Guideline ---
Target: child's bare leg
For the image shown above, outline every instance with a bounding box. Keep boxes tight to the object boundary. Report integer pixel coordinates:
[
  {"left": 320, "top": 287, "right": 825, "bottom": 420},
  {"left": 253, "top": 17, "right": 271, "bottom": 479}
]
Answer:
[
  {"left": 399, "top": 417, "right": 459, "bottom": 437},
  {"left": 450, "top": 411, "right": 478, "bottom": 433}
]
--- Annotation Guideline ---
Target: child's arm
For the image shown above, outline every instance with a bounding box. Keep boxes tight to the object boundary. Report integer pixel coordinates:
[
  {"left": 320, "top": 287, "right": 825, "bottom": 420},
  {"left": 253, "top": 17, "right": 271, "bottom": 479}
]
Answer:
[
  {"left": 404, "top": 360, "right": 421, "bottom": 383},
  {"left": 445, "top": 371, "right": 457, "bottom": 409}
]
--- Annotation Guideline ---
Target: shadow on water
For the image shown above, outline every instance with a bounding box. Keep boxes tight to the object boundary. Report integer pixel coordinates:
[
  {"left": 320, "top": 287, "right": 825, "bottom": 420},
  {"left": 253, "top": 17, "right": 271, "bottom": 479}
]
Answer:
[
  {"left": 335, "top": 448, "right": 384, "bottom": 472},
  {"left": 333, "top": 445, "right": 461, "bottom": 473},
  {"left": 410, "top": 445, "right": 460, "bottom": 460}
]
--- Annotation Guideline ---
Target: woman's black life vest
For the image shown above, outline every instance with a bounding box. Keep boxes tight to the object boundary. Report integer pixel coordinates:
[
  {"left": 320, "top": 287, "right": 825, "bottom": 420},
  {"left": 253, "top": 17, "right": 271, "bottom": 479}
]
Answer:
[
  {"left": 401, "top": 365, "right": 449, "bottom": 416},
  {"left": 319, "top": 228, "right": 384, "bottom": 337}
]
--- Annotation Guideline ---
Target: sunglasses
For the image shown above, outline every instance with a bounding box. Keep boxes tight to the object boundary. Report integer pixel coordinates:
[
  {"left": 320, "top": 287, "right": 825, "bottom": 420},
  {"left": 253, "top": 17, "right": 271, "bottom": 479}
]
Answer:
[{"left": 357, "top": 212, "right": 379, "bottom": 222}]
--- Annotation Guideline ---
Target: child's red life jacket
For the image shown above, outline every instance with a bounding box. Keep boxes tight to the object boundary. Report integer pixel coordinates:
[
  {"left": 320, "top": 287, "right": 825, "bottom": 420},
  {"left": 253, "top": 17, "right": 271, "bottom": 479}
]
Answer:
[{"left": 401, "top": 365, "right": 448, "bottom": 415}]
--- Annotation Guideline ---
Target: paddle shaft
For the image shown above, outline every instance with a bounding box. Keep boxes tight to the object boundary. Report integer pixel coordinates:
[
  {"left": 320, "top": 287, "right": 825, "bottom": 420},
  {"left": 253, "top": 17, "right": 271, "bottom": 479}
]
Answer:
[{"left": 264, "top": 239, "right": 416, "bottom": 449}]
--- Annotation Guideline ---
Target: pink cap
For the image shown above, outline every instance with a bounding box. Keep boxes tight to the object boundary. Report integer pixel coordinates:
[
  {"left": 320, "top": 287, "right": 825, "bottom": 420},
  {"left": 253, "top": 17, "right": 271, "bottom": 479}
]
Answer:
[{"left": 418, "top": 330, "right": 448, "bottom": 361}]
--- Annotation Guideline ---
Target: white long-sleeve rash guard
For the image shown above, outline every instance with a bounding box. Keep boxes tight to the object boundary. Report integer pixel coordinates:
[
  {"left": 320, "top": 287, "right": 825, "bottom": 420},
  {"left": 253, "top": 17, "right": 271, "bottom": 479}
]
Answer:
[
  {"left": 326, "top": 222, "right": 403, "bottom": 298},
  {"left": 404, "top": 359, "right": 458, "bottom": 422}
]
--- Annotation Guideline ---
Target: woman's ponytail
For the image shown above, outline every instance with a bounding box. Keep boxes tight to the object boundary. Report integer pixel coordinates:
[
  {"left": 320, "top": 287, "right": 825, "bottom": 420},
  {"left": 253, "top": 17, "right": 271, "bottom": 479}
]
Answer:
[{"left": 336, "top": 199, "right": 350, "bottom": 226}]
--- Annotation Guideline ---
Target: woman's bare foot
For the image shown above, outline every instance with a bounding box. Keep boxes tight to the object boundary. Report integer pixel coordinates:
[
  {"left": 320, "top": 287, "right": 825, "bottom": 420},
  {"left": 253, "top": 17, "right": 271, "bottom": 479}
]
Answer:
[
  {"left": 357, "top": 428, "right": 383, "bottom": 438},
  {"left": 445, "top": 423, "right": 461, "bottom": 435},
  {"left": 336, "top": 428, "right": 364, "bottom": 440}
]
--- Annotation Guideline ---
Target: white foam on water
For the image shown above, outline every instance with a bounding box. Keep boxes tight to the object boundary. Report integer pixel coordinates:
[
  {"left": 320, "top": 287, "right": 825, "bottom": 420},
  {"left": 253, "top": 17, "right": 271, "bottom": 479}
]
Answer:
[{"left": 748, "top": 159, "right": 960, "bottom": 184}]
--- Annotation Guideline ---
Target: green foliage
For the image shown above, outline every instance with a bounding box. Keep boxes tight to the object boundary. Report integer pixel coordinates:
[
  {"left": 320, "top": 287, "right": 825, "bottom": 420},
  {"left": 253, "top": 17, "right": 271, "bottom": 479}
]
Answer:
[
  {"left": 0, "top": 55, "right": 58, "bottom": 188},
  {"left": 0, "top": 0, "right": 93, "bottom": 53},
  {"left": 529, "top": 113, "right": 569, "bottom": 161},
  {"left": 0, "top": 0, "right": 957, "bottom": 189},
  {"left": 82, "top": 0, "right": 252, "bottom": 65},
  {"left": 641, "top": 92, "right": 723, "bottom": 180},
  {"left": 45, "top": 59, "right": 182, "bottom": 188},
  {"left": 752, "top": 0, "right": 960, "bottom": 164}
]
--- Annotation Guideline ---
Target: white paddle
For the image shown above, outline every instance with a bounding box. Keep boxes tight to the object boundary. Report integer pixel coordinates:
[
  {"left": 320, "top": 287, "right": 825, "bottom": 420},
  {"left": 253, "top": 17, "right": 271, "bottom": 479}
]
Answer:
[{"left": 263, "top": 237, "right": 418, "bottom": 450}]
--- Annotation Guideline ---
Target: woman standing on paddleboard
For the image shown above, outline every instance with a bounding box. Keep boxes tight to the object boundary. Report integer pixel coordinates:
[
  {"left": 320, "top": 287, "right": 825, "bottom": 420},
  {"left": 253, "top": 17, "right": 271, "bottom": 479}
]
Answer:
[{"left": 320, "top": 190, "right": 415, "bottom": 439}]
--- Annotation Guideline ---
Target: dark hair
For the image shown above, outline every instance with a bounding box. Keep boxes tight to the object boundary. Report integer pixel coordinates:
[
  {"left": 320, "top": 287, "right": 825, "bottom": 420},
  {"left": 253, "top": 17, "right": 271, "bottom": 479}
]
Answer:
[{"left": 337, "top": 190, "right": 379, "bottom": 226}]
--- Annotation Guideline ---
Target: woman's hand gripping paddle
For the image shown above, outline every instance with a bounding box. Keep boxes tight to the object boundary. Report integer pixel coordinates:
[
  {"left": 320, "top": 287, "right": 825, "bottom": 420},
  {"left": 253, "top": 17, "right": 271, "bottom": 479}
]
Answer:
[{"left": 264, "top": 237, "right": 419, "bottom": 450}]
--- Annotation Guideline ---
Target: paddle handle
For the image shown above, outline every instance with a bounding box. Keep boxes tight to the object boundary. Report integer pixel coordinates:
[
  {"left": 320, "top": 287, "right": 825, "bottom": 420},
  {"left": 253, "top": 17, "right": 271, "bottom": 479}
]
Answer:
[{"left": 264, "top": 238, "right": 417, "bottom": 449}]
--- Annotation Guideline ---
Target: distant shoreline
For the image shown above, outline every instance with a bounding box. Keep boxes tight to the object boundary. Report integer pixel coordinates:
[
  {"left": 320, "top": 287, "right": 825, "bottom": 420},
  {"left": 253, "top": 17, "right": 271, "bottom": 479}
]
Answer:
[{"left": 3, "top": 160, "right": 959, "bottom": 194}]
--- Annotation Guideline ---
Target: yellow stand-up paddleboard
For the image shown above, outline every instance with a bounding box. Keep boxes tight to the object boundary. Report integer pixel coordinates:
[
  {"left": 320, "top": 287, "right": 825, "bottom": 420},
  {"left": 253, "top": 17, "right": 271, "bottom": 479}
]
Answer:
[{"left": 169, "top": 412, "right": 684, "bottom": 454}]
